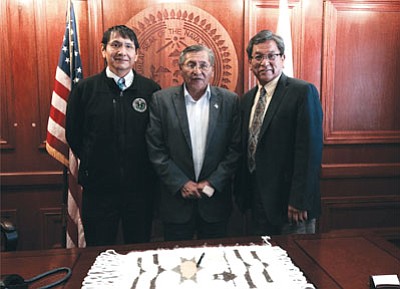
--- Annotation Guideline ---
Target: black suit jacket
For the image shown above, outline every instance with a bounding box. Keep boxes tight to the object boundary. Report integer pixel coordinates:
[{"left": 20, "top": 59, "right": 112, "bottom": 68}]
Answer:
[
  {"left": 235, "top": 73, "right": 323, "bottom": 226},
  {"left": 146, "top": 85, "right": 241, "bottom": 223},
  {"left": 66, "top": 69, "right": 161, "bottom": 193}
]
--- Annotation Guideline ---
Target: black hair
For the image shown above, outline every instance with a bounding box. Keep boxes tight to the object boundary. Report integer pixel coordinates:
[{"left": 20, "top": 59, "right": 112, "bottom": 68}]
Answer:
[
  {"left": 101, "top": 25, "right": 140, "bottom": 49},
  {"left": 246, "top": 30, "right": 285, "bottom": 59},
  {"left": 178, "top": 45, "right": 215, "bottom": 66}
]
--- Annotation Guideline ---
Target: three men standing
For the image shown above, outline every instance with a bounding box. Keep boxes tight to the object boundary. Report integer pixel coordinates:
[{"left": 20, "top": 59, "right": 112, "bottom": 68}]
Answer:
[{"left": 66, "top": 26, "right": 322, "bottom": 245}]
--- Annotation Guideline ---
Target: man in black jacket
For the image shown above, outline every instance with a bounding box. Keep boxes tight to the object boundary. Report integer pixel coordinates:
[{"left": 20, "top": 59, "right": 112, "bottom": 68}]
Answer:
[
  {"left": 235, "top": 30, "right": 323, "bottom": 236},
  {"left": 66, "top": 25, "right": 161, "bottom": 246}
]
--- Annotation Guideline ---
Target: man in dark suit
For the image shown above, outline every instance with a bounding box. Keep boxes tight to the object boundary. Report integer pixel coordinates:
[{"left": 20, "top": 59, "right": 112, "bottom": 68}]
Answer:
[
  {"left": 146, "top": 45, "right": 241, "bottom": 241},
  {"left": 235, "top": 30, "right": 323, "bottom": 235}
]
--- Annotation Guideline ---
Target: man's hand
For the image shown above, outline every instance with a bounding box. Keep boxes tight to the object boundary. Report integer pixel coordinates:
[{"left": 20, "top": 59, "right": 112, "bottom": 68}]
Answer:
[
  {"left": 181, "top": 181, "right": 202, "bottom": 199},
  {"left": 196, "top": 180, "right": 210, "bottom": 193},
  {"left": 288, "top": 205, "right": 308, "bottom": 224}
]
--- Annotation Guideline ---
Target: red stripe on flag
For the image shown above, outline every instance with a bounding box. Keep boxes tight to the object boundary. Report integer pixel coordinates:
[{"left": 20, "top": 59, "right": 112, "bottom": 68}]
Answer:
[
  {"left": 49, "top": 104, "right": 66, "bottom": 128},
  {"left": 46, "top": 131, "right": 69, "bottom": 158},
  {"left": 54, "top": 80, "right": 71, "bottom": 102}
]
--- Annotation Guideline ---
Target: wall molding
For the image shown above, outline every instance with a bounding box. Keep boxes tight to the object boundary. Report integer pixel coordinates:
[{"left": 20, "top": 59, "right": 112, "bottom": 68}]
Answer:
[
  {"left": 1, "top": 171, "right": 64, "bottom": 188},
  {"left": 320, "top": 195, "right": 400, "bottom": 233},
  {"left": 321, "top": 163, "right": 400, "bottom": 178}
]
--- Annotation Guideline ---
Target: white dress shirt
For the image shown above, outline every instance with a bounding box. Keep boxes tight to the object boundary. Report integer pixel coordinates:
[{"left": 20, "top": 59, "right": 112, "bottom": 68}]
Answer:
[
  {"left": 184, "top": 85, "right": 211, "bottom": 181},
  {"left": 106, "top": 67, "right": 134, "bottom": 90}
]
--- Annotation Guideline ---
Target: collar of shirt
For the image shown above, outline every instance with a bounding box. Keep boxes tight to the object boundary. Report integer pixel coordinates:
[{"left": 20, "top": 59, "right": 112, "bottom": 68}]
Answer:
[
  {"left": 259, "top": 72, "right": 281, "bottom": 98},
  {"left": 249, "top": 73, "right": 282, "bottom": 128},
  {"left": 106, "top": 67, "right": 134, "bottom": 89},
  {"left": 183, "top": 84, "right": 211, "bottom": 104}
]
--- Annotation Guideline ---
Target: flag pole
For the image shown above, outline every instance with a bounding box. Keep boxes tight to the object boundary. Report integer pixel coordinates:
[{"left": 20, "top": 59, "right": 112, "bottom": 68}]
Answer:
[
  {"left": 62, "top": 0, "right": 71, "bottom": 249},
  {"left": 61, "top": 166, "right": 68, "bottom": 248}
]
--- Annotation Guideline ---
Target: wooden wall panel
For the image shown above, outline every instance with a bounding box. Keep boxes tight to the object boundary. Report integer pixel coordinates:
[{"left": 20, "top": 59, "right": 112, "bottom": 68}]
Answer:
[
  {"left": 0, "top": 0, "right": 15, "bottom": 150},
  {"left": 7, "top": 0, "right": 41, "bottom": 158},
  {"left": 1, "top": 0, "right": 68, "bottom": 250},
  {"left": 1, "top": 187, "right": 63, "bottom": 250},
  {"left": 320, "top": 196, "right": 400, "bottom": 233},
  {"left": 320, "top": 0, "right": 400, "bottom": 240},
  {"left": 1, "top": 0, "right": 65, "bottom": 174},
  {"left": 321, "top": 176, "right": 399, "bottom": 203},
  {"left": 40, "top": 208, "right": 63, "bottom": 249},
  {"left": 322, "top": 0, "right": 400, "bottom": 144}
]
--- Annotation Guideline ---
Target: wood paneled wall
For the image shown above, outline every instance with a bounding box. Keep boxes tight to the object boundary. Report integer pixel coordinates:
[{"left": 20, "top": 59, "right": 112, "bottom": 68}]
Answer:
[
  {"left": 1, "top": 0, "right": 399, "bottom": 250},
  {"left": 319, "top": 0, "right": 400, "bottom": 239}
]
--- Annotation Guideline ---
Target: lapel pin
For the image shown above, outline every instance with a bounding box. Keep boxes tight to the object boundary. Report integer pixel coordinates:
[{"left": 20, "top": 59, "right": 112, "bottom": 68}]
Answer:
[{"left": 214, "top": 103, "right": 219, "bottom": 109}]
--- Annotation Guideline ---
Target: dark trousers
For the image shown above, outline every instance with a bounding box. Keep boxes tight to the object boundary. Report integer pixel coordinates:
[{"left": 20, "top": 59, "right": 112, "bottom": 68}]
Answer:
[
  {"left": 250, "top": 171, "right": 316, "bottom": 236},
  {"left": 163, "top": 207, "right": 227, "bottom": 241},
  {"left": 82, "top": 187, "right": 153, "bottom": 246}
]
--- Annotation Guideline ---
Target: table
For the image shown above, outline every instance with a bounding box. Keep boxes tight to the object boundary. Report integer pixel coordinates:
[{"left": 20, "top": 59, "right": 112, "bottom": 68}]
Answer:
[{"left": 1, "top": 232, "right": 399, "bottom": 289}]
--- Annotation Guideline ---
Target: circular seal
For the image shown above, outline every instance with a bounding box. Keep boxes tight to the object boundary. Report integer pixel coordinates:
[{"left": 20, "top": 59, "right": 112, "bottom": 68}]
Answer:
[
  {"left": 132, "top": 98, "right": 147, "bottom": 112},
  {"left": 126, "top": 4, "right": 238, "bottom": 91}
]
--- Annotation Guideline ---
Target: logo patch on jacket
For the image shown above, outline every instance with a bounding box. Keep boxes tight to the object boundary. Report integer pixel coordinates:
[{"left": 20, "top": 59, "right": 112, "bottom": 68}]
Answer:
[{"left": 132, "top": 98, "right": 147, "bottom": 112}]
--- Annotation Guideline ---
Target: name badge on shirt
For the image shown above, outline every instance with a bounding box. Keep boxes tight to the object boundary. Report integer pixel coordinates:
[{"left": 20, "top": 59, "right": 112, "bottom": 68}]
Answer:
[{"left": 132, "top": 98, "right": 147, "bottom": 112}]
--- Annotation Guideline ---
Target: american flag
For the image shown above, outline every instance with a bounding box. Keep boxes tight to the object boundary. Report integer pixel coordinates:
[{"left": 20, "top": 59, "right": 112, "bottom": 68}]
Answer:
[{"left": 46, "top": 0, "right": 86, "bottom": 248}]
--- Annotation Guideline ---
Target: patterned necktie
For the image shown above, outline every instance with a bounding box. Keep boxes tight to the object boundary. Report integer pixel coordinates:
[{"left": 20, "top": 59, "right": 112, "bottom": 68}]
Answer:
[
  {"left": 248, "top": 87, "right": 267, "bottom": 172},
  {"left": 117, "top": 77, "right": 126, "bottom": 90}
]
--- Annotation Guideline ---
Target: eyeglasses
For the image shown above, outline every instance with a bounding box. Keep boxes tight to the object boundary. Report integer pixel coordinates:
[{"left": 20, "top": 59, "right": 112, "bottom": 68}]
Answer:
[
  {"left": 108, "top": 41, "right": 135, "bottom": 51},
  {"left": 184, "top": 62, "right": 212, "bottom": 71},
  {"left": 251, "top": 53, "right": 282, "bottom": 62}
]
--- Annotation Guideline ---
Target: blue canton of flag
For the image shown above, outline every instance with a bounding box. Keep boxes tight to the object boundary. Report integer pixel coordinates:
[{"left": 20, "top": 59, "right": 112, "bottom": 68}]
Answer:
[{"left": 60, "top": 2, "right": 83, "bottom": 88}]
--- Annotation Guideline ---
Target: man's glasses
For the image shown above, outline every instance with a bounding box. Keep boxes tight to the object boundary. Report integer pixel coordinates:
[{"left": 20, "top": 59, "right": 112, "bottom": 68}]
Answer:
[
  {"left": 251, "top": 53, "right": 282, "bottom": 62},
  {"left": 108, "top": 41, "right": 135, "bottom": 51},
  {"left": 184, "top": 62, "right": 212, "bottom": 71}
]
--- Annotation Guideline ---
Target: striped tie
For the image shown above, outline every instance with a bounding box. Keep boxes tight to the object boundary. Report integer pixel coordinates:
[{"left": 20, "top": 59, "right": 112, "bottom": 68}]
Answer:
[
  {"left": 117, "top": 77, "right": 126, "bottom": 90},
  {"left": 247, "top": 87, "right": 267, "bottom": 172}
]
